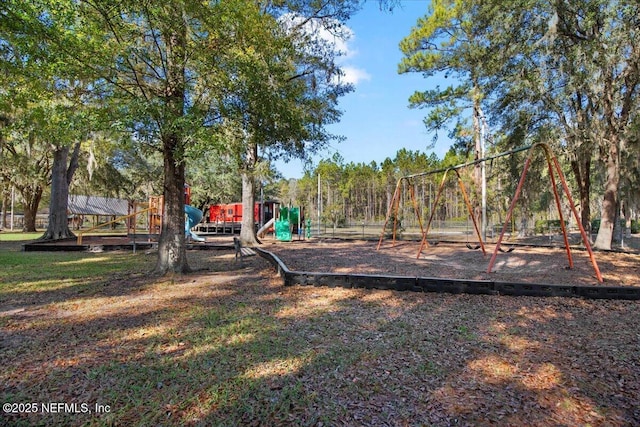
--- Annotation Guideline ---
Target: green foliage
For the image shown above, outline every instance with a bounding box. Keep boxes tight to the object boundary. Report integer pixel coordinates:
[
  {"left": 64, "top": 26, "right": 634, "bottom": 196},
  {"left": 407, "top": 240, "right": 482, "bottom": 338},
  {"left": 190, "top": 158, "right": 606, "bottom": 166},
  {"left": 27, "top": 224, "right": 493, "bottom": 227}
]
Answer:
[
  {"left": 534, "top": 219, "right": 568, "bottom": 235},
  {"left": 3, "top": 0, "right": 359, "bottom": 259},
  {"left": 398, "top": 0, "right": 488, "bottom": 143},
  {"left": 322, "top": 203, "right": 345, "bottom": 231},
  {"left": 186, "top": 154, "right": 243, "bottom": 208},
  {"left": 398, "top": 0, "right": 640, "bottom": 249}
]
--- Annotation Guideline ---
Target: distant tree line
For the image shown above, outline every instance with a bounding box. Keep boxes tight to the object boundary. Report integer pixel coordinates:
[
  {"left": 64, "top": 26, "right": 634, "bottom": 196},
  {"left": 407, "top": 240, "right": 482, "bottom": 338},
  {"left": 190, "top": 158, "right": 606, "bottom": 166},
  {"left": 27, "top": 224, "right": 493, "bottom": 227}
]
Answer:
[{"left": 277, "top": 141, "right": 639, "bottom": 243}]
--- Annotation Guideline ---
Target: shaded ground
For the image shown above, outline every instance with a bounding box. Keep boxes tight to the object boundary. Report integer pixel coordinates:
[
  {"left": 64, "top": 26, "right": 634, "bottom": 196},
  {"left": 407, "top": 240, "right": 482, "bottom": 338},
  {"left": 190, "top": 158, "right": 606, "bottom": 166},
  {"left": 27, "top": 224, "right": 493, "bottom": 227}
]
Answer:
[{"left": 1, "top": 237, "right": 639, "bottom": 426}]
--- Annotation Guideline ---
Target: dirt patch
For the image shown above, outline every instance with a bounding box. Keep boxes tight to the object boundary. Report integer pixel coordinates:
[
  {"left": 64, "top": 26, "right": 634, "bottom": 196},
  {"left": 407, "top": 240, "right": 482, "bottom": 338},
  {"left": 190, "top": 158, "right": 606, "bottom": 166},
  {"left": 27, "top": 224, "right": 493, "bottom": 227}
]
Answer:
[{"left": 261, "top": 238, "right": 640, "bottom": 287}]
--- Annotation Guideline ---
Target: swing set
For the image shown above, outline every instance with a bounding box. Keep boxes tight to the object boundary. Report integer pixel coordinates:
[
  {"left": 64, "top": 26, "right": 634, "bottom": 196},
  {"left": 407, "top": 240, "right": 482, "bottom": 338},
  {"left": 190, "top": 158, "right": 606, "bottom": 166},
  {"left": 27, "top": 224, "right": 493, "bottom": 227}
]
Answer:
[
  {"left": 417, "top": 167, "right": 486, "bottom": 256},
  {"left": 376, "top": 143, "right": 603, "bottom": 283}
]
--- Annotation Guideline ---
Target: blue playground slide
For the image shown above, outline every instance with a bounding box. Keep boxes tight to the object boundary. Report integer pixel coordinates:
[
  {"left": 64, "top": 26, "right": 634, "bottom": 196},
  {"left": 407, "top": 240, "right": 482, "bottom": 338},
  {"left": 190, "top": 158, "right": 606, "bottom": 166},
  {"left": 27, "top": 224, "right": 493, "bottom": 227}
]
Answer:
[{"left": 184, "top": 205, "right": 205, "bottom": 242}]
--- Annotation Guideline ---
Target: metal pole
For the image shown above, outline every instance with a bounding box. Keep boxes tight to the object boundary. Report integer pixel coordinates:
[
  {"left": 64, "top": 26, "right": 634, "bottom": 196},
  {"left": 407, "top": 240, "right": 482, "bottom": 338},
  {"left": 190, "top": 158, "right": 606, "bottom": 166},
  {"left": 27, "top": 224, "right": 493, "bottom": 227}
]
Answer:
[
  {"left": 487, "top": 156, "right": 533, "bottom": 274},
  {"left": 391, "top": 181, "right": 402, "bottom": 247},
  {"left": 481, "top": 122, "right": 487, "bottom": 241},
  {"left": 261, "top": 184, "right": 265, "bottom": 229},
  {"left": 417, "top": 171, "right": 450, "bottom": 258},
  {"left": 545, "top": 154, "right": 573, "bottom": 269},
  {"left": 408, "top": 180, "right": 425, "bottom": 237},
  {"left": 317, "top": 173, "right": 321, "bottom": 238},
  {"left": 552, "top": 156, "right": 603, "bottom": 283},
  {"left": 377, "top": 179, "right": 402, "bottom": 250},
  {"left": 456, "top": 171, "right": 486, "bottom": 255},
  {"left": 10, "top": 186, "right": 14, "bottom": 231},
  {"left": 298, "top": 206, "right": 301, "bottom": 241},
  {"left": 403, "top": 144, "right": 532, "bottom": 180}
]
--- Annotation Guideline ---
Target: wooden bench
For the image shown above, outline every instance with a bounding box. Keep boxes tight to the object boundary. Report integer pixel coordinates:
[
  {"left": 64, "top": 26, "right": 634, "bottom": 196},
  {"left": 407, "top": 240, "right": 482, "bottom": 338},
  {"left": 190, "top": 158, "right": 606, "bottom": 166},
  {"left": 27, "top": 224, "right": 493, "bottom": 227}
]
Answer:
[{"left": 233, "top": 237, "right": 256, "bottom": 261}]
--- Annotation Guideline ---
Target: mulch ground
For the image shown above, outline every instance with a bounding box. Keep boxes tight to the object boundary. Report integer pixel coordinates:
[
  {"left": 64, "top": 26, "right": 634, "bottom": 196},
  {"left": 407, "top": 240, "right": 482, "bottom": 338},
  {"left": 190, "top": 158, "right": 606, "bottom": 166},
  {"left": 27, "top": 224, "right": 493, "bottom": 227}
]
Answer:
[{"left": 260, "top": 237, "right": 640, "bottom": 287}]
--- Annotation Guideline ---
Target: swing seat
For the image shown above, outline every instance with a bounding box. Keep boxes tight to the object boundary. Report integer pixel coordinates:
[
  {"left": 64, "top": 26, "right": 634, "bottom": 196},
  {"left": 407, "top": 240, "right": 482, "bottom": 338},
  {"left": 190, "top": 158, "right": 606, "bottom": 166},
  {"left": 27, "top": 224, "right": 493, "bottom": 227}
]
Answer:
[
  {"left": 498, "top": 246, "right": 515, "bottom": 253},
  {"left": 466, "top": 243, "right": 481, "bottom": 250}
]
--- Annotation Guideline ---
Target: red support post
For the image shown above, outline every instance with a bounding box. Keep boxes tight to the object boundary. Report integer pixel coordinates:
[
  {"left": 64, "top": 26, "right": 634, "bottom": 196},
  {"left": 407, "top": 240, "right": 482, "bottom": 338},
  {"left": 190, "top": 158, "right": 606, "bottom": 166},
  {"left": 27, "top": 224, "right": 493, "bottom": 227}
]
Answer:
[
  {"left": 545, "top": 153, "right": 574, "bottom": 269},
  {"left": 552, "top": 156, "right": 604, "bottom": 283},
  {"left": 377, "top": 180, "right": 402, "bottom": 250},
  {"left": 391, "top": 180, "right": 402, "bottom": 247},
  {"left": 487, "top": 156, "right": 533, "bottom": 274},
  {"left": 408, "top": 180, "right": 425, "bottom": 238},
  {"left": 417, "top": 170, "right": 450, "bottom": 258},
  {"left": 455, "top": 171, "right": 486, "bottom": 255}
]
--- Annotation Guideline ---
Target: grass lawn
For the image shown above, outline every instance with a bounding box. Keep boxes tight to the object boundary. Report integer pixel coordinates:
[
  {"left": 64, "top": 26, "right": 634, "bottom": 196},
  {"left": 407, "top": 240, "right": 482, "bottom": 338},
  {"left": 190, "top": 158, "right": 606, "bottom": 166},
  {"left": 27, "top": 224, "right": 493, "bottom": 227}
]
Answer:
[
  {"left": 0, "top": 232, "right": 43, "bottom": 242},
  {"left": 1, "top": 239, "right": 639, "bottom": 426}
]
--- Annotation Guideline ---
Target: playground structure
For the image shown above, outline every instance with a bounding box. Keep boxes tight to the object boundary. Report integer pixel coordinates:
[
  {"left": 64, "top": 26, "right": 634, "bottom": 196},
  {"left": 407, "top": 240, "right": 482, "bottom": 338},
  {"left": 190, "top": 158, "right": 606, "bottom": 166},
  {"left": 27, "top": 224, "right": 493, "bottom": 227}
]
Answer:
[
  {"left": 199, "top": 200, "right": 303, "bottom": 241},
  {"left": 183, "top": 186, "right": 205, "bottom": 242},
  {"left": 420, "top": 167, "right": 487, "bottom": 255},
  {"left": 275, "top": 206, "right": 303, "bottom": 241},
  {"left": 377, "top": 143, "right": 603, "bottom": 283},
  {"left": 76, "top": 185, "right": 205, "bottom": 244},
  {"left": 197, "top": 201, "right": 278, "bottom": 235},
  {"left": 74, "top": 190, "right": 291, "bottom": 245},
  {"left": 486, "top": 143, "right": 602, "bottom": 282},
  {"left": 76, "top": 204, "right": 156, "bottom": 245},
  {"left": 376, "top": 167, "right": 486, "bottom": 256}
]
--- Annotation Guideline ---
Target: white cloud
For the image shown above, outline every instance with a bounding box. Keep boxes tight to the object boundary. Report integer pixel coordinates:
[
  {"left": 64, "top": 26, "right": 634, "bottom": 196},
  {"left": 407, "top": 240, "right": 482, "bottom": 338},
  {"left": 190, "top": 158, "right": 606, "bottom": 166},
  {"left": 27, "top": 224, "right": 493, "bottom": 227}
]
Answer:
[
  {"left": 279, "top": 13, "right": 369, "bottom": 87},
  {"left": 341, "top": 66, "right": 371, "bottom": 85}
]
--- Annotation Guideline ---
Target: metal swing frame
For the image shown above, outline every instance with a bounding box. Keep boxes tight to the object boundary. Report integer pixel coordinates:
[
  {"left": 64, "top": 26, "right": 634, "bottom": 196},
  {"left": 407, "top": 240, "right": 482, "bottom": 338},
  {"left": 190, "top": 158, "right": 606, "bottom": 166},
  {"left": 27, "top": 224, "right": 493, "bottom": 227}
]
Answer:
[
  {"left": 416, "top": 167, "right": 486, "bottom": 258},
  {"left": 376, "top": 177, "right": 425, "bottom": 250},
  {"left": 486, "top": 142, "right": 603, "bottom": 282},
  {"left": 375, "top": 143, "right": 602, "bottom": 284}
]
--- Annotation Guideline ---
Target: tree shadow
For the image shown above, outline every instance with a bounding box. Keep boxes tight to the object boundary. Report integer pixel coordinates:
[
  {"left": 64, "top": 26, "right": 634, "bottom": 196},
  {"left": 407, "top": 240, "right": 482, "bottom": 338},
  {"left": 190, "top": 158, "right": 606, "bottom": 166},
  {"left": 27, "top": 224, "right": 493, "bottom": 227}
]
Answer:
[{"left": 1, "top": 248, "right": 639, "bottom": 426}]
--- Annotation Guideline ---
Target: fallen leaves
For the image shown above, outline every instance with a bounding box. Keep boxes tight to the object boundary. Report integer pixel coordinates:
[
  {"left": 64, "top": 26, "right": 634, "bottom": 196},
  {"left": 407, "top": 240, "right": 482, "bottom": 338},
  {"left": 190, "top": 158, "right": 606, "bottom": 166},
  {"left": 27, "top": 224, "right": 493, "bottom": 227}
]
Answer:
[{"left": 1, "top": 242, "right": 640, "bottom": 426}]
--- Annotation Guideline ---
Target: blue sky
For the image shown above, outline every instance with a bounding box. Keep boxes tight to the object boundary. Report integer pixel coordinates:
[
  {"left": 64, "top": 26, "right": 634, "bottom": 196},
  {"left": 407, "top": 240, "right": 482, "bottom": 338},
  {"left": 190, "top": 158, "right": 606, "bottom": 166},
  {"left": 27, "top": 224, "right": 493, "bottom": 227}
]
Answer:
[{"left": 274, "top": 0, "right": 453, "bottom": 179}]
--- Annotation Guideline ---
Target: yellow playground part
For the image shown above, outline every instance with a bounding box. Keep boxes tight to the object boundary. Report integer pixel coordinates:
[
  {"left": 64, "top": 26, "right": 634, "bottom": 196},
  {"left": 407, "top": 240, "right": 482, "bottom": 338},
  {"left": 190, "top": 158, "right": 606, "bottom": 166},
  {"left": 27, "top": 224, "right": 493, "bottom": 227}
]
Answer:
[{"left": 76, "top": 207, "right": 156, "bottom": 245}]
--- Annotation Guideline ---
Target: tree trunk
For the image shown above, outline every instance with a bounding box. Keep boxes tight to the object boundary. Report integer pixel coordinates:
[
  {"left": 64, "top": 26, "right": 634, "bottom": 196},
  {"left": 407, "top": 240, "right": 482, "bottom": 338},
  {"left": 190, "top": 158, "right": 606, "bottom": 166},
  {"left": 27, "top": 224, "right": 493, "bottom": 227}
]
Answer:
[
  {"left": 1, "top": 192, "right": 8, "bottom": 229},
  {"left": 621, "top": 199, "right": 631, "bottom": 236},
  {"left": 594, "top": 137, "right": 620, "bottom": 250},
  {"left": 40, "top": 143, "right": 81, "bottom": 241},
  {"left": 472, "top": 99, "right": 482, "bottom": 216},
  {"left": 240, "top": 172, "right": 258, "bottom": 245},
  {"left": 385, "top": 183, "right": 393, "bottom": 218},
  {"left": 570, "top": 156, "right": 591, "bottom": 233},
  {"left": 153, "top": 17, "right": 190, "bottom": 275},
  {"left": 20, "top": 185, "right": 43, "bottom": 232},
  {"left": 154, "top": 133, "right": 190, "bottom": 275},
  {"left": 240, "top": 142, "right": 259, "bottom": 246}
]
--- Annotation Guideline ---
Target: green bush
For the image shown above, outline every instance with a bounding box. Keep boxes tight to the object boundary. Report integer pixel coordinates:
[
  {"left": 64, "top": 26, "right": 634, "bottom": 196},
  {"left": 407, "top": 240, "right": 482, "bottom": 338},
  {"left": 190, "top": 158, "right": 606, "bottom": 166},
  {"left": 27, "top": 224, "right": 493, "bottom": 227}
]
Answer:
[
  {"left": 535, "top": 219, "right": 567, "bottom": 234},
  {"left": 631, "top": 219, "right": 639, "bottom": 234}
]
